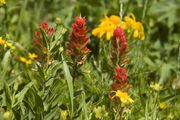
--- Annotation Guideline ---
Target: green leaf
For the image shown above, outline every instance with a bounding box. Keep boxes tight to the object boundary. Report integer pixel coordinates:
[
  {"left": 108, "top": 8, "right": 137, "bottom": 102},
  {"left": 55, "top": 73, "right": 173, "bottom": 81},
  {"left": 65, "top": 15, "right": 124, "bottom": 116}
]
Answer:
[
  {"left": 62, "top": 55, "right": 74, "bottom": 118},
  {"left": 4, "top": 81, "right": 12, "bottom": 109},
  {"left": 159, "top": 64, "right": 172, "bottom": 83},
  {"left": 13, "top": 82, "right": 33, "bottom": 107}
]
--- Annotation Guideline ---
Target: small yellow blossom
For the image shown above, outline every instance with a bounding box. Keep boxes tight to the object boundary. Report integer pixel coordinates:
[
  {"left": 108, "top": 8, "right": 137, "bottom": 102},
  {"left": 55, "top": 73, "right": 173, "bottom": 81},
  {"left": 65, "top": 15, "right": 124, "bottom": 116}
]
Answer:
[
  {"left": 55, "top": 17, "right": 62, "bottom": 24},
  {"left": 150, "top": 83, "right": 162, "bottom": 91},
  {"left": 93, "top": 105, "right": 108, "bottom": 119},
  {"left": 94, "top": 107, "right": 102, "bottom": 119},
  {"left": 61, "top": 110, "right": 68, "bottom": 120},
  {"left": 6, "top": 42, "right": 15, "bottom": 49},
  {"left": 92, "top": 15, "right": 121, "bottom": 40},
  {"left": 0, "top": 37, "right": 6, "bottom": 45},
  {"left": 28, "top": 53, "right": 37, "bottom": 60},
  {"left": 61, "top": 28, "right": 67, "bottom": 34},
  {"left": 159, "top": 102, "right": 166, "bottom": 109},
  {"left": 5, "top": 34, "right": 10, "bottom": 39},
  {"left": 0, "top": 0, "right": 6, "bottom": 5},
  {"left": 123, "top": 13, "right": 145, "bottom": 40},
  {"left": 3, "top": 111, "right": 12, "bottom": 119},
  {"left": 19, "top": 56, "right": 32, "bottom": 65},
  {"left": 112, "top": 90, "right": 134, "bottom": 104},
  {"left": 0, "top": 37, "right": 15, "bottom": 49}
]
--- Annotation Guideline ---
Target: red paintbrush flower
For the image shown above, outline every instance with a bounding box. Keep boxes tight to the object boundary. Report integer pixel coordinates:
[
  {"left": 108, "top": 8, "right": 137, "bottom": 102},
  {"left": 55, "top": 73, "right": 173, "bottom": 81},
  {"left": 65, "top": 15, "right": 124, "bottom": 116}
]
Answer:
[
  {"left": 33, "top": 21, "right": 55, "bottom": 46},
  {"left": 113, "top": 66, "right": 128, "bottom": 83},
  {"left": 112, "top": 27, "right": 127, "bottom": 54},
  {"left": 67, "top": 16, "right": 91, "bottom": 63}
]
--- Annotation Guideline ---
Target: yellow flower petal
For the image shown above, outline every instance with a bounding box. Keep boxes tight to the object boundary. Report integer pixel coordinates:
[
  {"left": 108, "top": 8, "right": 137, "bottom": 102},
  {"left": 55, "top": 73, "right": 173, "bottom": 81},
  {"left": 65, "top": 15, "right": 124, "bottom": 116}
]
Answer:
[
  {"left": 28, "top": 53, "right": 37, "bottom": 60},
  {"left": 112, "top": 90, "right": 134, "bottom": 104},
  {"left": 150, "top": 83, "right": 162, "bottom": 91},
  {"left": 159, "top": 102, "right": 166, "bottom": 109},
  {"left": 92, "top": 15, "right": 120, "bottom": 40},
  {"left": 123, "top": 13, "right": 145, "bottom": 40},
  {"left": 133, "top": 30, "right": 139, "bottom": 38},
  {"left": 0, "top": 0, "right": 6, "bottom": 5}
]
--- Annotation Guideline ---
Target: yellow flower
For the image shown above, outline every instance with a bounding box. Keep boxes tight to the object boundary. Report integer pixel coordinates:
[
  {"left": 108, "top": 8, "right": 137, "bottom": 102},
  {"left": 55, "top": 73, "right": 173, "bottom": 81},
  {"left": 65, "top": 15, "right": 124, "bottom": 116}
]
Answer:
[
  {"left": 61, "top": 28, "right": 67, "bottom": 34},
  {"left": 19, "top": 56, "right": 32, "bottom": 65},
  {"left": 6, "top": 42, "right": 15, "bottom": 49},
  {"left": 92, "top": 15, "right": 121, "bottom": 40},
  {"left": 123, "top": 13, "right": 145, "bottom": 40},
  {"left": 0, "top": 37, "right": 6, "bottom": 45},
  {"left": 61, "top": 110, "right": 68, "bottom": 120},
  {"left": 55, "top": 17, "right": 62, "bottom": 24},
  {"left": 150, "top": 83, "right": 162, "bottom": 91},
  {"left": 159, "top": 102, "right": 166, "bottom": 109},
  {"left": 93, "top": 105, "right": 108, "bottom": 119},
  {"left": 5, "top": 34, "right": 10, "bottom": 39},
  {"left": 3, "top": 111, "right": 12, "bottom": 119},
  {"left": 28, "top": 53, "right": 37, "bottom": 60},
  {"left": 112, "top": 90, "right": 134, "bottom": 104},
  {"left": 0, "top": 37, "right": 15, "bottom": 49},
  {"left": 0, "top": 0, "right": 6, "bottom": 5},
  {"left": 94, "top": 106, "right": 102, "bottom": 119}
]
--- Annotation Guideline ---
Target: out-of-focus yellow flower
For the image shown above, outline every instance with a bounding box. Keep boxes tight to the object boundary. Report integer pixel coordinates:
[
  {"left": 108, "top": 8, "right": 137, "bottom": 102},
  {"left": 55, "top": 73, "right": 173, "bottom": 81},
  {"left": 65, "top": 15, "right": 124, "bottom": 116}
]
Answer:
[
  {"left": 93, "top": 105, "right": 108, "bottom": 119},
  {"left": 92, "top": 15, "right": 121, "bottom": 40},
  {"left": 94, "top": 106, "right": 102, "bottom": 119},
  {"left": 28, "top": 53, "right": 37, "bottom": 60},
  {"left": 0, "top": 37, "right": 6, "bottom": 45},
  {"left": 6, "top": 42, "right": 15, "bottom": 49},
  {"left": 3, "top": 111, "right": 12, "bottom": 119},
  {"left": 0, "top": 0, "right": 6, "bottom": 5},
  {"left": 55, "top": 17, "right": 62, "bottom": 24},
  {"left": 5, "top": 34, "right": 10, "bottom": 39},
  {"left": 19, "top": 56, "right": 32, "bottom": 65},
  {"left": 61, "top": 28, "right": 67, "bottom": 34},
  {"left": 123, "top": 13, "right": 145, "bottom": 40},
  {"left": 112, "top": 90, "right": 134, "bottom": 104},
  {"left": 150, "top": 83, "right": 162, "bottom": 91},
  {"left": 61, "top": 110, "right": 68, "bottom": 120},
  {"left": 159, "top": 102, "right": 166, "bottom": 109},
  {"left": 0, "top": 37, "right": 15, "bottom": 49}
]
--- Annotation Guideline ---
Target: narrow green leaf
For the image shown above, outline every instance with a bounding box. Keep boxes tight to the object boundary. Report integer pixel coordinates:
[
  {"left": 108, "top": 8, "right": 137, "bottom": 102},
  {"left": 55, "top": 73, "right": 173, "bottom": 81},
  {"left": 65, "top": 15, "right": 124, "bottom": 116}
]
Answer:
[
  {"left": 62, "top": 55, "right": 74, "bottom": 118},
  {"left": 13, "top": 82, "right": 33, "bottom": 107}
]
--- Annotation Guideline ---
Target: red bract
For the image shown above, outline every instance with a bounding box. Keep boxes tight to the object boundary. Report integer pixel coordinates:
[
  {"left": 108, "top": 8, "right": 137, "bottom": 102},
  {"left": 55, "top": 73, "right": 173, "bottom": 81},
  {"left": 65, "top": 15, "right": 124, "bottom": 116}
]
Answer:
[
  {"left": 113, "top": 66, "right": 128, "bottom": 83},
  {"left": 112, "top": 27, "right": 127, "bottom": 56},
  {"left": 33, "top": 21, "right": 55, "bottom": 46},
  {"left": 67, "top": 17, "right": 90, "bottom": 62},
  {"left": 111, "top": 81, "right": 120, "bottom": 91}
]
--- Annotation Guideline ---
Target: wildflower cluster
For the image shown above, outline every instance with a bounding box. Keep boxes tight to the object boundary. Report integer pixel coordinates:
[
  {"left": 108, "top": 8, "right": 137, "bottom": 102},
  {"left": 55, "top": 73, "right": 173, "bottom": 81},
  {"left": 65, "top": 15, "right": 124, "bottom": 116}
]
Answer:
[
  {"left": 67, "top": 17, "right": 91, "bottom": 64},
  {"left": 92, "top": 13, "right": 144, "bottom": 40},
  {"left": 111, "top": 66, "right": 133, "bottom": 104},
  {"left": 100, "top": 17, "right": 134, "bottom": 105}
]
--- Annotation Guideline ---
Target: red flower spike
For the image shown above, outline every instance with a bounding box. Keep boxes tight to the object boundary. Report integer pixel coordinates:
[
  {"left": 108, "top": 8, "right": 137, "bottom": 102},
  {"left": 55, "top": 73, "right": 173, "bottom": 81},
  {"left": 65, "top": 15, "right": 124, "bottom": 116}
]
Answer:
[
  {"left": 33, "top": 21, "right": 55, "bottom": 46},
  {"left": 111, "top": 81, "right": 120, "bottom": 91},
  {"left": 113, "top": 66, "right": 128, "bottom": 83},
  {"left": 67, "top": 16, "right": 91, "bottom": 62},
  {"left": 112, "top": 27, "right": 127, "bottom": 56},
  {"left": 39, "top": 21, "right": 48, "bottom": 30}
]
